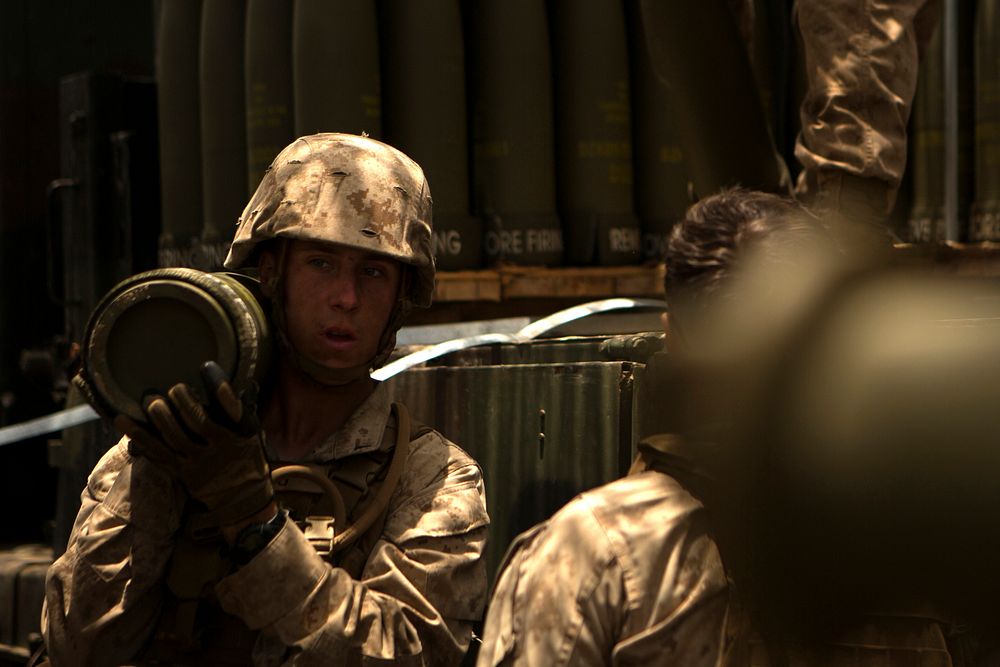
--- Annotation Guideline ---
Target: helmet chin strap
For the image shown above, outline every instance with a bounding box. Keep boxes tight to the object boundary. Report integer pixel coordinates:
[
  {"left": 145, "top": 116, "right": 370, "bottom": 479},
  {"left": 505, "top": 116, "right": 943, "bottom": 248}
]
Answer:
[{"left": 291, "top": 351, "right": 371, "bottom": 386}]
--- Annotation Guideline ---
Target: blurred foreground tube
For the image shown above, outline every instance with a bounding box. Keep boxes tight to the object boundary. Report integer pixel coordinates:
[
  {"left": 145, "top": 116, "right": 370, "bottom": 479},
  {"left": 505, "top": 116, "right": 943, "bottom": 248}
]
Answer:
[{"left": 708, "top": 262, "right": 1000, "bottom": 636}]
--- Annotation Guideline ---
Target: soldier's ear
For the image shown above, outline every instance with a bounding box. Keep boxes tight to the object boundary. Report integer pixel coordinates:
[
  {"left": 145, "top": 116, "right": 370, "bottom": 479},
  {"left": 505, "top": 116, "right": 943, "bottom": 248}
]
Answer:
[
  {"left": 661, "top": 311, "right": 672, "bottom": 352},
  {"left": 258, "top": 250, "right": 277, "bottom": 298}
]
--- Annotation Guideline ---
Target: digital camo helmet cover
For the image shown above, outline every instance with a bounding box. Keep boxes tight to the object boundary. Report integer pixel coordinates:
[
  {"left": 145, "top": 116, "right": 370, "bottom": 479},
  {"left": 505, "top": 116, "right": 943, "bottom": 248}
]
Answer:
[
  {"left": 224, "top": 133, "right": 435, "bottom": 375},
  {"left": 225, "top": 133, "right": 434, "bottom": 305}
]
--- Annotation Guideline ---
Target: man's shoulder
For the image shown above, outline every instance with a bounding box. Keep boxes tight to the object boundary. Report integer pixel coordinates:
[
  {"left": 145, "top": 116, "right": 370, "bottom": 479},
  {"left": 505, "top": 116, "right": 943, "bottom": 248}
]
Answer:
[
  {"left": 384, "top": 420, "right": 489, "bottom": 541},
  {"left": 533, "top": 471, "right": 708, "bottom": 567},
  {"left": 86, "top": 436, "right": 132, "bottom": 492},
  {"left": 489, "top": 473, "right": 714, "bottom": 624},
  {"left": 501, "top": 472, "right": 724, "bottom": 630},
  {"left": 406, "top": 419, "right": 468, "bottom": 456},
  {"left": 567, "top": 471, "right": 703, "bottom": 529},
  {"left": 396, "top": 424, "right": 484, "bottom": 504},
  {"left": 406, "top": 423, "right": 480, "bottom": 480}
]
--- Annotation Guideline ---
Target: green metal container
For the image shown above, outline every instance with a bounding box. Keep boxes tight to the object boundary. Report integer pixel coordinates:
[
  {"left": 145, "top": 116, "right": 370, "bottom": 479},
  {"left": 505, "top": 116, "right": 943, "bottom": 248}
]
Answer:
[
  {"left": 293, "top": 0, "right": 381, "bottom": 137},
  {"left": 245, "top": 0, "right": 294, "bottom": 196},
  {"left": 420, "top": 333, "right": 662, "bottom": 369},
  {"left": 200, "top": 0, "right": 248, "bottom": 269},
  {"left": 470, "top": 0, "right": 564, "bottom": 266},
  {"left": 81, "top": 269, "right": 272, "bottom": 424},
  {"left": 386, "top": 331, "right": 666, "bottom": 582},
  {"left": 0, "top": 544, "right": 51, "bottom": 660},
  {"left": 381, "top": 0, "right": 481, "bottom": 270},
  {"left": 627, "top": 0, "right": 691, "bottom": 262},
  {"left": 156, "top": 0, "right": 204, "bottom": 268},
  {"left": 551, "top": 0, "right": 640, "bottom": 266},
  {"left": 387, "top": 358, "right": 644, "bottom": 583}
]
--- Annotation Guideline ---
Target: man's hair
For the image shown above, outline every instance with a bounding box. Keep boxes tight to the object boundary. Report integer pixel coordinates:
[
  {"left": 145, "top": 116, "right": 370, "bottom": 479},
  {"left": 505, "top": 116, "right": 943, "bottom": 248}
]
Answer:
[{"left": 663, "top": 187, "right": 828, "bottom": 324}]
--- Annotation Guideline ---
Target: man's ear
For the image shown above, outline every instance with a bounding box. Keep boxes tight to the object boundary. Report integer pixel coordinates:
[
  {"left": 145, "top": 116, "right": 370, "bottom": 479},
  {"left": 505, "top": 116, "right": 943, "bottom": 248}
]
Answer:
[
  {"left": 660, "top": 311, "right": 678, "bottom": 352},
  {"left": 258, "top": 250, "right": 277, "bottom": 298},
  {"left": 397, "top": 264, "right": 411, "bottom": 300}
]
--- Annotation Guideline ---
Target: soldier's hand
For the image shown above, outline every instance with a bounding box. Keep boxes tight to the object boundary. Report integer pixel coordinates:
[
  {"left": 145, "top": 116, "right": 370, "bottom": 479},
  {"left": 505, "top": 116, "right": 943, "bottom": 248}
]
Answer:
[{"left": 115, "top": 361, "right": 274, "bottom": 528}]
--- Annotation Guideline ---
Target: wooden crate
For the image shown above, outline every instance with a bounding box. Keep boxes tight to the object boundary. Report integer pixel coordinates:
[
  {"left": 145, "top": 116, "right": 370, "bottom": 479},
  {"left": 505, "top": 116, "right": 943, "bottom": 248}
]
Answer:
[{"left": 434, "top": 264, "right": 665, "bottom": 303}]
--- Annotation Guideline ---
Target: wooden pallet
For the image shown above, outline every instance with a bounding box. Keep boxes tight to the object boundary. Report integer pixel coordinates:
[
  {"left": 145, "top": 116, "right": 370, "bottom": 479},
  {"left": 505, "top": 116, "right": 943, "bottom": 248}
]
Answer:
[
  {"left": 433, "top": 244, "right": 1000, "bottom": 304},
  {"left": 434, "top": 264, "right": 666, "bottom": 303},
  {"left": 893, "top": 241, "right": 1000, "bottom": 276}
]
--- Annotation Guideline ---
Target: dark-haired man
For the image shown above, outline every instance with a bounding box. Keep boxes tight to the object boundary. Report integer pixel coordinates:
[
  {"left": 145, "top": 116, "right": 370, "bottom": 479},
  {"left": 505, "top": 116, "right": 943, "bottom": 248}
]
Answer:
[
  {"left": 477, "top": 187, "right": 954, "bottom": 666},
  {"left": 476, "top": 188, "right": 814, "bottom": 666}
]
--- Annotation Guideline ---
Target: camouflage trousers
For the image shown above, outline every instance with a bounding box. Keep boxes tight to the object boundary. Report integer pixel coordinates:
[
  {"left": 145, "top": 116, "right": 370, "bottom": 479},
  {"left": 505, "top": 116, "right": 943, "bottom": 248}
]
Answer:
[{"left": 793, "top": 0, "right": 942, "bottom": 219}]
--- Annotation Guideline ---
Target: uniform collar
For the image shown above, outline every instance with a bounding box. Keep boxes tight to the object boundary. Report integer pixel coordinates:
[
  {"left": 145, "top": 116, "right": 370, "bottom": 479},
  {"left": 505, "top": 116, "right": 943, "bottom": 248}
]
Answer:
[{"left": 306, "top": 381, "right": 395, "bottom": 461}]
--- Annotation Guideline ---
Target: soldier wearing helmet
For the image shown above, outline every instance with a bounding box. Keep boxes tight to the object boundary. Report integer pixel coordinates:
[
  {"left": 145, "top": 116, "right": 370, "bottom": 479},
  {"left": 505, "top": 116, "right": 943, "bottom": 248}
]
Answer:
[{"left": 43, "top": 134, "right": 490, "bottom": 666}]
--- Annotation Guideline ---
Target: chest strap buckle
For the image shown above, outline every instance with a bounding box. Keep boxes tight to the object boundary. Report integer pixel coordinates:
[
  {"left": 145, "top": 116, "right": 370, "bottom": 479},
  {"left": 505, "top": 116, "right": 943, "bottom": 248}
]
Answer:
[{"left": 301, "top": 515, "right": 335, "bottom": 557}]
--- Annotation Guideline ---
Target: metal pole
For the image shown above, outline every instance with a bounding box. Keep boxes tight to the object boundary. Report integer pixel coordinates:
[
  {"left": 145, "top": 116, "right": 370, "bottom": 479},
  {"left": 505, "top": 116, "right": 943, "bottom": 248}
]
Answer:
[{"left": 944, "top": 0, "right": 961, "bottom": 241}]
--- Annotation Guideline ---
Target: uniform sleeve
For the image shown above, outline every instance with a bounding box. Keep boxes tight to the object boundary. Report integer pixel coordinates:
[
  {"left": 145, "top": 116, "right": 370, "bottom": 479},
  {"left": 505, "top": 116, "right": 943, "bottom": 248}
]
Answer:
[
  {"left": 214, "top": 434, "right": 490, "bottom": 666},
  {"left": 476, "top": 505, "right": 627, "bottom": 667},
  {"left": 41, "top": 438, "right": 187, "bottom": 667}
]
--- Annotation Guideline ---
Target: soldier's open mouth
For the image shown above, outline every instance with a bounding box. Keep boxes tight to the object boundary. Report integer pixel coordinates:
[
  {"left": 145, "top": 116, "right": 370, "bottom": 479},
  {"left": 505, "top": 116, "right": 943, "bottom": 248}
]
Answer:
[{"left": 324, "top": 328, "right": 357, "bottom": 342}]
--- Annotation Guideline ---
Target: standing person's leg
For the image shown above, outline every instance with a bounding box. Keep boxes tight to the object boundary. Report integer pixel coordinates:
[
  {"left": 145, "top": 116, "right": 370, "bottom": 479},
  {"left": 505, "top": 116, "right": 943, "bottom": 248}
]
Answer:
[{"left": 793, "top": 0, "right": 941, "bottom": 236}]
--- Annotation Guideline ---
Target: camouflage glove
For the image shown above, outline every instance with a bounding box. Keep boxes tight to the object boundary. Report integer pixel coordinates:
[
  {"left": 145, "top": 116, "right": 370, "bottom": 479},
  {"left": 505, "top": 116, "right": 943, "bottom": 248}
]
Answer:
[{"left": 115, "top": 361, "right": 274, "bottom": 528}]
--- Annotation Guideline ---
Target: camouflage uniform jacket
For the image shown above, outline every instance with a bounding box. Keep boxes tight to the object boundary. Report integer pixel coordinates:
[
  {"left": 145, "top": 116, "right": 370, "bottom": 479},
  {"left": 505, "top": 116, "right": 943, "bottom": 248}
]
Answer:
[
  {"left": 476, "top": 462, "right": 733, "bottom": 666},
  {"left": 42, "top": 382, "right": 490, "bottom": 666}
]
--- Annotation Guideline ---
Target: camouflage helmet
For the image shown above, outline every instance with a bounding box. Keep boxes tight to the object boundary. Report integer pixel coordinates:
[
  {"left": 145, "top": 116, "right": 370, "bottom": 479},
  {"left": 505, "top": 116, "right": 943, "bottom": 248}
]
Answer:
[
  {"left": 224, "top": 133, "right": 435, "bottom": 308},
  {"left": 225, "top": 133, "right": 434, "bottom": 379}
]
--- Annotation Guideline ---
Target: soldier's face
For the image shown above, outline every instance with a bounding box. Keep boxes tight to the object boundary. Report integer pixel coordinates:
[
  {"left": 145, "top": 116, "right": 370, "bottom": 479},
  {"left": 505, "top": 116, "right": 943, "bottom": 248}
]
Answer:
[{"left": 261, "top": 240, "right": 402, "bottom": 371}]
